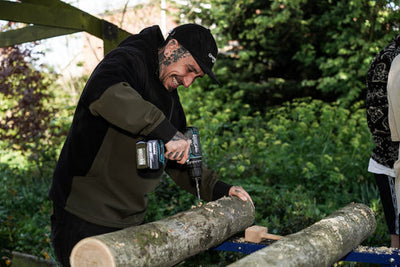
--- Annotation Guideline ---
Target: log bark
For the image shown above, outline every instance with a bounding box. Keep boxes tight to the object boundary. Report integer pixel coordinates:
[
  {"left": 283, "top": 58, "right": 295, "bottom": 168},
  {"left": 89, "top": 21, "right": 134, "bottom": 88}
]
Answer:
[
  {"left": 229, "top": 202, "right": 376, "bottom": 267},
  {"left": 70, "top": 196, "right": 255, "bottom": 267}
]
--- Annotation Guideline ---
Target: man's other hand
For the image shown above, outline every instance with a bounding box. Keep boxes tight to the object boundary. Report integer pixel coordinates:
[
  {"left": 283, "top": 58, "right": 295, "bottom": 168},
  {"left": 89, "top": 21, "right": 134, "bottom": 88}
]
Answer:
[{"left": 229, "top": 186, "right": 254, "bottom": 206}]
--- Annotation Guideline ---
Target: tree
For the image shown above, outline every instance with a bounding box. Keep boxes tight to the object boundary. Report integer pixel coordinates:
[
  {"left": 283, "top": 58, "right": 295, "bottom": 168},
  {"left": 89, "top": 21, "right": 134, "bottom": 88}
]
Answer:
[
  {"left": 177, "top": 0, "right": 400, "bottom": 108},
  {"left": 0, "top": 45, "right": 61, "bottom": 173}
]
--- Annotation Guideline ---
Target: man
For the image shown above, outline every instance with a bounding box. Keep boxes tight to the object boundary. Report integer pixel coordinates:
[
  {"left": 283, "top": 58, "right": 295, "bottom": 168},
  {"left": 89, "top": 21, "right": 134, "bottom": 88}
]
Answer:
[
  {"left": 49, "top": 23, "right": 252, "bottom": 266},
  {"left": 366, "top": 35, "right": 400, "bottom": 248}
]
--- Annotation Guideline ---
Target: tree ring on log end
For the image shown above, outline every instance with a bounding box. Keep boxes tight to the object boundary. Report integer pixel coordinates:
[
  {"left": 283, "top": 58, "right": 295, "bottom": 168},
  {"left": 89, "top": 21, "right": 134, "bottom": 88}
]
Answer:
[{"left": 70, "top": 237, "right": 116, "bottom": 267}]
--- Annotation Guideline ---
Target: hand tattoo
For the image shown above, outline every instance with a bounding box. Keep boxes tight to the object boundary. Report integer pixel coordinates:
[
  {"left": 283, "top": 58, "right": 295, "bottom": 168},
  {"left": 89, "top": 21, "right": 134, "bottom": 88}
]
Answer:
[{"left": 171, "top": 132, "right": 188, "bottom": 141}]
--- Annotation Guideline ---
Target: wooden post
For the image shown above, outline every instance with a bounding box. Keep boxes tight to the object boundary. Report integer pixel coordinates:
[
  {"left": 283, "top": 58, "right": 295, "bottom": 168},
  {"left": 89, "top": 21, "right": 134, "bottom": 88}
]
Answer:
[
  {"left": 70, "top": 196, "right": 255, "bottom": 267},
  {"left": 229, "top": 202, "right": 376, "bottom": 267}
]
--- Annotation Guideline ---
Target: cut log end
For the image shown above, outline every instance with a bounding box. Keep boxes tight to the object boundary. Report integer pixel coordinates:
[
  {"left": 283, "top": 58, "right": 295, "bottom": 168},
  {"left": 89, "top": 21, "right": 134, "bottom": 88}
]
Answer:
[{"left": 70, "top": 237, "right": 116, "bottom": 267}]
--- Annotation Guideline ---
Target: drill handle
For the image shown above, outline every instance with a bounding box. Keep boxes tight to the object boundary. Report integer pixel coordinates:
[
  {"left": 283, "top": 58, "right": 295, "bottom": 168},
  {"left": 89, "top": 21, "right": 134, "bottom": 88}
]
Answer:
[{"left": 185, "top": 127, "right": 202, "bottom": 158}]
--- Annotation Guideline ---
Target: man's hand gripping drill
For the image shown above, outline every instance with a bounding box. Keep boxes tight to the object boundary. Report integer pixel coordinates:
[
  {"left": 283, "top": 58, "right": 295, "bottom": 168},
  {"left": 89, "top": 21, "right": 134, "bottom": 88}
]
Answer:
[
  {"left": 164, "top": 131, "right": 191, "bottom": 164},
  {"left": 165, "top": 127, "right": 202, "bottom": 205},
  {"left": 137, "top": 127, "right": 202, "bottom": 205}
]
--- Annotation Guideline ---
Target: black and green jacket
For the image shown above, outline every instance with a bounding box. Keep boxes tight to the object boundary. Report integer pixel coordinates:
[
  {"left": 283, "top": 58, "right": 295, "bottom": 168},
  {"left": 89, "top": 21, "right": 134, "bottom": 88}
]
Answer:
[{"left": 49, "top": 25, "right": 231, "bottom": 228}]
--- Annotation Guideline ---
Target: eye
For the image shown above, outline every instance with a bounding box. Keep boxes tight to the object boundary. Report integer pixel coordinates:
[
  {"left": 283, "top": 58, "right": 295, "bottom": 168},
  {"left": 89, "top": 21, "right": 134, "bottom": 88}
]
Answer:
[
  {"left": 187, "top": 66, "right": 196, "bottom": 73},
  {"left": 187, "top": 64, "right": 204, "bottom": 78}
]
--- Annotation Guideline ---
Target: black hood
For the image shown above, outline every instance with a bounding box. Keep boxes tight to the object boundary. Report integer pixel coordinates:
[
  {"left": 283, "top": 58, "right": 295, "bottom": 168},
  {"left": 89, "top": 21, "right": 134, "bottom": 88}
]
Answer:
[
  {"left": 80, "top": 25, "right": 166, "bottom": 105},
  {"left": 118, "top": 25, "right": 164, "bottom": 51}
]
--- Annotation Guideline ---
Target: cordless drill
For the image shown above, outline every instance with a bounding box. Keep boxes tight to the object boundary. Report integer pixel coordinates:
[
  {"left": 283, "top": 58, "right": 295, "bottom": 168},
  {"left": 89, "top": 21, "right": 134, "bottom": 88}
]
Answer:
[
  {"left": 136, "top": 127, "right": 203, "bottom": 203},
  {"left": 184, "top": 127, "right": 202, "bottom": 204}
]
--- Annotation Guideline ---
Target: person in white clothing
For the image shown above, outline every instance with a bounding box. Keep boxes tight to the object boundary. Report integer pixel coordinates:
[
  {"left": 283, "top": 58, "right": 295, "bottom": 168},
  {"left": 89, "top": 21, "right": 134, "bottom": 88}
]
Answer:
[{"left": 366, "top": 35, "right": 400, "bottom": 248}]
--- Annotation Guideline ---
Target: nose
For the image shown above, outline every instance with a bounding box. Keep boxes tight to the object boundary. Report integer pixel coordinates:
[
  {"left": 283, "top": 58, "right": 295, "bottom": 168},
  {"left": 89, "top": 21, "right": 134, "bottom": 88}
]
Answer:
[{"left": 183, "top": 74, "right": 196, "bottom": 88}]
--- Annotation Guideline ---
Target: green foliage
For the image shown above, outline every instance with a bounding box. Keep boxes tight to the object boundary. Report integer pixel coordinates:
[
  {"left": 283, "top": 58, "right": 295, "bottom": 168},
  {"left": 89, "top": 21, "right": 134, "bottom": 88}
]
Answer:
[
  {"left": 1, "top": 1, "right": 398, "bottom": 265},
  {"left": 179, "top": 84, "right": 387, "bottom": 246},
  {"left": 0, "top": 71, "right": 389, "bottom": 265},
  {"left": 0, "top": 45, "right": 69, "bottom": 176},
  {"left": 0, "top": 164, "right": 54, "bottom": 264},
  {"left": 178, "top": 0, "right": 400, "bottom": 107},
  {"left": 0, "top": 45, "right": 79, "bottom": 265}
]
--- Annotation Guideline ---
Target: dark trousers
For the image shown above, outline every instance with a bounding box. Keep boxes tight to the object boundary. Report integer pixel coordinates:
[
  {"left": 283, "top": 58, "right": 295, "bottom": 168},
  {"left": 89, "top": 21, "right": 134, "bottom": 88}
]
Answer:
[
  {"left": 50, "top": 205, "right": 120, "bottom": 267},
  {"left": 374, "top": 173, "right": 399, "bottom": 235}
]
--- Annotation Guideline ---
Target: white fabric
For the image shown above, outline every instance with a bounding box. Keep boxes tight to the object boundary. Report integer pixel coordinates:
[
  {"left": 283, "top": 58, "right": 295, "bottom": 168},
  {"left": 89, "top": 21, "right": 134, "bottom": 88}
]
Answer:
[
  {"left": 388, "top": 55, "right": 400, "bottom": 218},
  {"left": 368, "top": 158, "right": 396, "bottom": 177},
  {"left": 368, "top": 157, "right": 399, "bottom": 234},
  {"left": 388, "top": 54, "right": 400, "bottom": 142}
]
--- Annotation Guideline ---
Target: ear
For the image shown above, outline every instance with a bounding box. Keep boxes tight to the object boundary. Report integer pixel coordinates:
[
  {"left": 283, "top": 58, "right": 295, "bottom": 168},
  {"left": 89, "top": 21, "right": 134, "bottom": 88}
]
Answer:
[{"left": 164, "top": 39, "right": 179, "bottom": 57}]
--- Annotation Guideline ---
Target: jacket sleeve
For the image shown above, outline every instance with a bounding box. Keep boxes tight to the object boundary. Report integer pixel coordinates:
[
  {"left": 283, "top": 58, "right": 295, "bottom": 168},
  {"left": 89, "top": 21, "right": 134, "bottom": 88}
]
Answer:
[
  {"left": 165, "top": 163, "right": 232, "bottom": 201},
  {"left": 88, "top": 82, "right": 177, "bottom": 143}
]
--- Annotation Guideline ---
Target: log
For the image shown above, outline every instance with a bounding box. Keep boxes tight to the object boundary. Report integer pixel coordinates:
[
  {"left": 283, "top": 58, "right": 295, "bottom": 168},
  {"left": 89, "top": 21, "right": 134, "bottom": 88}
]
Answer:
[
  {"left": 70, "top": 196, "right": 255, "bottom": 267},
  {"left": 229, "top": 202, "right": 376, "bottom": 267}
]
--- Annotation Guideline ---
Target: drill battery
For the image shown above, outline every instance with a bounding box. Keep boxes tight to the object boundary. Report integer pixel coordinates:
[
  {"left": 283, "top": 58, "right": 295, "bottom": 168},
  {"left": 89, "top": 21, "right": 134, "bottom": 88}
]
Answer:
[
  {"left": 135, "top": 127, "right": 202, "bottom": 176},
  {"left": 136, "top": 140, "right": 165, "bottom": 170}
]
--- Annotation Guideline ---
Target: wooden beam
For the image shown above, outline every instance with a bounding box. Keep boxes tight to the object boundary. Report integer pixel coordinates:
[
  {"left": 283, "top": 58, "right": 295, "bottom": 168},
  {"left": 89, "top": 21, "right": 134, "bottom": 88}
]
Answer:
[
  {"left": 70, "top": 197, "right": 255, "bottom": 267},
  {"left": 0, "top": 25, "right": 79, "bottom": 47},
  {"left": 0, "top": 0, "right": 132, "bottom": 54},
  {"left": 20, "top": 0, "right": 78, "bottom": 10},
  {"left": 0, "top": 1, "right": 102, "bottom": 38},
  {"left": 102, "top": 20, "right": 131, "bottom": 55},
  {"left": 229, "top": 202, "right": 376, "bottom": 267}
]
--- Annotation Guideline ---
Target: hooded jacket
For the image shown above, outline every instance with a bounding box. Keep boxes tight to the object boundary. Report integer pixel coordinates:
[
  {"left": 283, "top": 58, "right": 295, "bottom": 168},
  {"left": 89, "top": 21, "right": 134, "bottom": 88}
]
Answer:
[
  {"left": 49, "top": 25, "right": 231, "bottom": 228},
  {"left": 366, "top": 36, "right": 400, "bottom": 169}
]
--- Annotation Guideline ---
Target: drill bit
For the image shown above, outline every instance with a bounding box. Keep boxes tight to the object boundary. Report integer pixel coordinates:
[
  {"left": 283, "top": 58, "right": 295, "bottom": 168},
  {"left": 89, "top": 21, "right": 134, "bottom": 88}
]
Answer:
[{"left": 195, "top": 177, "right": 201, "bottom": 206}]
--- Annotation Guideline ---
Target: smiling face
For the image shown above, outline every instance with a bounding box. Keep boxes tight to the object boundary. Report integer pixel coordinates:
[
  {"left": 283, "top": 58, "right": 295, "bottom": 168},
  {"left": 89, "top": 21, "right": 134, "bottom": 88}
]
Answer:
[{"left": 158, "top": 39, "right": 205, "bottom": 92}]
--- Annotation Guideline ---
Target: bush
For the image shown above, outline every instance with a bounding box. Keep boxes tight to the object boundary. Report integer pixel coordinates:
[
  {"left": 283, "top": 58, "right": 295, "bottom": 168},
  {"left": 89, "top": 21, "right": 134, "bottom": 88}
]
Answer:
[
  {"left": 0, "top": 45, "right": 78, "bottom": 265},
  {"left": 0, "top": 52, "right": 390, "bottom": 267},
  {"left": 178, "top": 0, "right": 400, "bottom": 107},
  {"left": 0, "top": 163, "right": 55, "bottom": 264},
  {"left": 178, "top": 85, "right": 388, "bottom": 246}
]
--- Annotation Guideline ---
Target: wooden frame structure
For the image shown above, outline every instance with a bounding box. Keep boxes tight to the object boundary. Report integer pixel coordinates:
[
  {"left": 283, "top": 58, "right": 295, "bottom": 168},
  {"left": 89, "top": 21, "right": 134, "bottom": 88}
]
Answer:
[{"left": 0, "top": 0, "right": 132, "bottom": 55}]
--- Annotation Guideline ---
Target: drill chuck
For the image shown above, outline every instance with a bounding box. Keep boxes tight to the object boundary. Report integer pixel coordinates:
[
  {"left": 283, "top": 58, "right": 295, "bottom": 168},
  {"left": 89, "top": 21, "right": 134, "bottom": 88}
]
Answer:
[
  {"left": 187, "top": 159, "right": 202, "bottom": 179},
  {"left": 185, "top": 127, "right": 202, "bottom": 180}
]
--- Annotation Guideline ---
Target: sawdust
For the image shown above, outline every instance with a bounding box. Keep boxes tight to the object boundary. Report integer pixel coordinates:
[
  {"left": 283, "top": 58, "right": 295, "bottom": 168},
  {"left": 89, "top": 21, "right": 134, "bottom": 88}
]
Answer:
[
  {"left": 208, "top": 201, "right": 222, "bottom": 208},
  {"left": 353, "top": 245, "right": 398, "bottom": 255},
  {"left": 229, "top": 235, "right": 276, "bottom": 246},
  {"left": 204, "top": 207, "right": 214, "bottom": 213},
  {"left": 190, "top": 202, "right": 203, "bottom": 209},
  {"left": 228, "top": 238, "right": 399, "bottom": 256}
]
